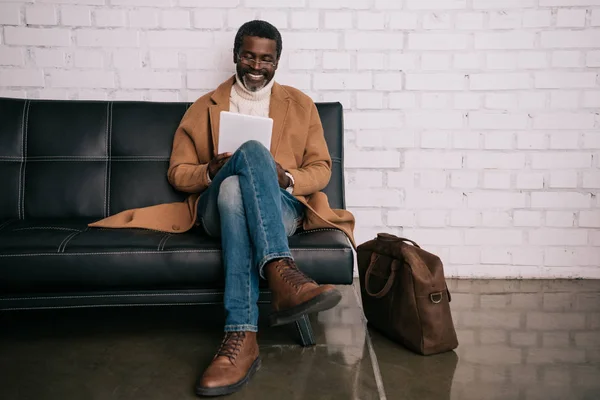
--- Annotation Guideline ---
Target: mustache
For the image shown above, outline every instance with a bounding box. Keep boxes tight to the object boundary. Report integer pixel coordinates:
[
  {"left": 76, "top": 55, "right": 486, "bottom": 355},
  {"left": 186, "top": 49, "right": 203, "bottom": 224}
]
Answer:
[{"left": 241, "top": 67, "right": 268, "bottom": 76}]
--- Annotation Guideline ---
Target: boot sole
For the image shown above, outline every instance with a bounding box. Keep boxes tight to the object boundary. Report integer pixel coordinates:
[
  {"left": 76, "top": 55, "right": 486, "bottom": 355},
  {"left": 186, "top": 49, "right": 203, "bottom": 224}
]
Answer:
[
  {"left": 269, "top": 288, "right": 342, "bottom": 327},
  {"left": 195, "top": 357, "right": 261, "bottom": 397}
]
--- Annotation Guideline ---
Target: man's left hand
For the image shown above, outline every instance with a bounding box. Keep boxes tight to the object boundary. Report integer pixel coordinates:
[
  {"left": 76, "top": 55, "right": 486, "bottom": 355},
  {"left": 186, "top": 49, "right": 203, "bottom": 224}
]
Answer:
[{"left": 275, "top": 162, "right": 291, "bottom": 189}]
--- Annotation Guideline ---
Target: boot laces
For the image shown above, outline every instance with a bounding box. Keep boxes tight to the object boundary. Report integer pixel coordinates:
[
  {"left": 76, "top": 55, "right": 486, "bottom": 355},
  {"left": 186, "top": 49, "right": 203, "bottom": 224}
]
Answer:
[
  {"left": 276, "top": 259, "right": 314, "bottom": 288},
  {"left": 216, "top": 332, "right": 246, "bottom": 363}
]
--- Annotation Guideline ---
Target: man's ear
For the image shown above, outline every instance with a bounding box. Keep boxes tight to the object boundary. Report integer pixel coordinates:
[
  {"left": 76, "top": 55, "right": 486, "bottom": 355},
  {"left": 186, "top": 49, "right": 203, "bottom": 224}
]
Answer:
[{"left": 233, "top": 52, "right": 238, "bottom": 64}]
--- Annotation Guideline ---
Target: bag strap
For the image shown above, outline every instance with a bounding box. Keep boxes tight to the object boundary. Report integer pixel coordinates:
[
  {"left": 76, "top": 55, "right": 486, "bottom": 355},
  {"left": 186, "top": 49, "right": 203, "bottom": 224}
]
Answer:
[
  {"left": 377, "top": 233, "right": 421, "bottom": 248},
  {"left": 364, "top": 253, "right": 399, "bottom": 299},
  {"left": 396, "top": 237, "right": 421, "bottom": 248}
]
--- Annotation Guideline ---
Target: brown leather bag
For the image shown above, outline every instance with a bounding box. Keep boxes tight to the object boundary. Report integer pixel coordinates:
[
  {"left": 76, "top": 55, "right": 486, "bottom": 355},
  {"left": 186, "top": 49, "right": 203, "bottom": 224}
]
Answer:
[{"left": 357, "top": 233, "right": 458, "bottom": 355}]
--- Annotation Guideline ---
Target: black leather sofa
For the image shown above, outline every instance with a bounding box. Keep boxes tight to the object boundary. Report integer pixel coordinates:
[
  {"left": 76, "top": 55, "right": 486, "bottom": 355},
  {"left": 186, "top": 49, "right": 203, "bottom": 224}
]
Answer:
[{"left": 0, "top": 97, "right": 353, "bottom": 346}]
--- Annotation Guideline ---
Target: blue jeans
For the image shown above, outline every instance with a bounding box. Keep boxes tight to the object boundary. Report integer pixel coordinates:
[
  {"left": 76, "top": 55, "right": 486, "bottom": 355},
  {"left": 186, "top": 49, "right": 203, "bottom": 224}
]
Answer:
[{"left": 197, "top": 140, "right": 305, "bottom": 333}]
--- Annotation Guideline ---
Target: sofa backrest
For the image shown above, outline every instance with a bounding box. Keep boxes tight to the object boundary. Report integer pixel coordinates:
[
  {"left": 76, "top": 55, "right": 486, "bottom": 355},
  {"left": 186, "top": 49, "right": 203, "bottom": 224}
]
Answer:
[{"left": 0, "top": 98, "right": 346, "bottom": 221}]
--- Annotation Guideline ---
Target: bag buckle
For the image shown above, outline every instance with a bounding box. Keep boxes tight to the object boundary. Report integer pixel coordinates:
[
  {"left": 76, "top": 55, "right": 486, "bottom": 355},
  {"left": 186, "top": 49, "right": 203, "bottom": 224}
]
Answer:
[{"left": 430, "top": 292, "right": 443, "bottom": 304}]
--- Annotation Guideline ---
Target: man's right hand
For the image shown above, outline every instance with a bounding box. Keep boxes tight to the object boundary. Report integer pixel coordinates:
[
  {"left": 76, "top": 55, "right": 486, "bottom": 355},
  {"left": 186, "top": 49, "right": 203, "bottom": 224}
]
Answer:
[{"left": 208, "top": 152, "right": 232, "bottom": 180}]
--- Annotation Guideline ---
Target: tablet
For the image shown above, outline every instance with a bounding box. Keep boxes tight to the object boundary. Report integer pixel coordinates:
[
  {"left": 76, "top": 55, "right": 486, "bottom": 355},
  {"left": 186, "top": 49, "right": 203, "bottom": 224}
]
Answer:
[{"left": 218, "top": 111, "right": 273, "bottom": 154}]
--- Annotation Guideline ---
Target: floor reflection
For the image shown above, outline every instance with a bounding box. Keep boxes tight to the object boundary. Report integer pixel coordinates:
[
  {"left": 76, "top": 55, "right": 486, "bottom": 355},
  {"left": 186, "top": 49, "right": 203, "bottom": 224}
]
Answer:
[
  {"left": 369, "top": 329, "right": 459, "bottom": 400},
  {"left": 0, "top": 279, "right": 599, "bottom": 399},
  {"left": 448, "top": 279, "right": 600, "bottom": 400}
]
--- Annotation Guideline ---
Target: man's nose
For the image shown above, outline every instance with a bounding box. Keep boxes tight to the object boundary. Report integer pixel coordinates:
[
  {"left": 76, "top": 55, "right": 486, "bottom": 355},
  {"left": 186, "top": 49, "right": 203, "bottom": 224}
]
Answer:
[{"left": 248, "top": 59, "right": 262, "bottom": 68}]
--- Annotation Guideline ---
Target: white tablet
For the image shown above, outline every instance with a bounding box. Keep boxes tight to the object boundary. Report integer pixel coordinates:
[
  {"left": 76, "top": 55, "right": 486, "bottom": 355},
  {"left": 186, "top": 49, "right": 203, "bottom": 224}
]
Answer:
[{"left": 218, "top": 111, "right": 273, "bottom": 154}]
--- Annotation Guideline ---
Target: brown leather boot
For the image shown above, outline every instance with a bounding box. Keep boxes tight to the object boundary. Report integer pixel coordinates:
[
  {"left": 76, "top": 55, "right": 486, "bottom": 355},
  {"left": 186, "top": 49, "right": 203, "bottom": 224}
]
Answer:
[
  {"left": 195, "top": 331, "right": 260, "bottom": 397},
  {"left": 265, "top": 258, "right": 342, "bottom": 327}
]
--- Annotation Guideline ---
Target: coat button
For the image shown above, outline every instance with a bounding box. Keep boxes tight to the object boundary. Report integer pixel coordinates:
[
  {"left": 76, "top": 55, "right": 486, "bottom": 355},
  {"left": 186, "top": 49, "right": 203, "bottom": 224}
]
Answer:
[{"left": 172, "top": 224, "right": 180, "bottom": 231}]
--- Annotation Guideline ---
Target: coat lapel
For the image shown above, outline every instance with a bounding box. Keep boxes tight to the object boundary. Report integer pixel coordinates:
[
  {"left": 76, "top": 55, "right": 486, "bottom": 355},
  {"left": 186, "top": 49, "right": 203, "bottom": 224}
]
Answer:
[
  {"left": 269, "top": 82, "right": 290, "bottom": 156},
  {"left": 208, "top": 77, "right": 234, "bottom": 156}
]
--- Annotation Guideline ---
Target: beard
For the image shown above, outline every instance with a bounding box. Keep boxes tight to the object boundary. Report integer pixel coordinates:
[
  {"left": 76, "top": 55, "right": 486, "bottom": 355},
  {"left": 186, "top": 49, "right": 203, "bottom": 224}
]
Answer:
[
  {"left": 242, "top": 75, "right": 267, "bottom": 92},
  {"left": 236, "top": 63, "right": 272, "bottom": 92}
]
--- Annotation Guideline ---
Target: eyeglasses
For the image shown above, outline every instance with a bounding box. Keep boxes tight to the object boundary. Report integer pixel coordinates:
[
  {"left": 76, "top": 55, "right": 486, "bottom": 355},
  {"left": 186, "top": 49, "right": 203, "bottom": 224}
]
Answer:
[{"left": 238, "top": 54, "right": 277, "bottom": 69}]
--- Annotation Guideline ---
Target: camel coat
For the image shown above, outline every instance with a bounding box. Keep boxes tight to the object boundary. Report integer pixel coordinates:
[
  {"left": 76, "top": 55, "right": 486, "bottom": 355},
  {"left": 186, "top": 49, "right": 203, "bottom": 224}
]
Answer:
[{"left": 88, "top": 77, "right": 356, "bottom": 248}]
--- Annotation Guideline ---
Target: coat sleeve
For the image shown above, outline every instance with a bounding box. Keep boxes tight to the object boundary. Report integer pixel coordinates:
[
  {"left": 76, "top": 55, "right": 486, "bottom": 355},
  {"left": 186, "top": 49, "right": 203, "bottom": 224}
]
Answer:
[
  {"left": 286, "top": 101, "right": 332, "bottom": 196},
  {"left": 167, "top": 114, "right": 210, "bottom": 194}
]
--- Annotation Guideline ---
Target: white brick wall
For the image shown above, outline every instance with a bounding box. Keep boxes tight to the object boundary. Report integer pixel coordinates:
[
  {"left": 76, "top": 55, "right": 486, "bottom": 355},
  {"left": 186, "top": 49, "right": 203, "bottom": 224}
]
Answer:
[{"left": 1, "top": 0, "right": 599, "bottom": 278}]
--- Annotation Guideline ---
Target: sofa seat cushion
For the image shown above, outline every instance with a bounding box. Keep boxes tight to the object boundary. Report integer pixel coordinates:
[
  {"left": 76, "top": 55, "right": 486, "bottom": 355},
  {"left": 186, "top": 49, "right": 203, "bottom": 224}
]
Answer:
[{"left": 0, "top": 219, "right": 353, "bottom": 294}]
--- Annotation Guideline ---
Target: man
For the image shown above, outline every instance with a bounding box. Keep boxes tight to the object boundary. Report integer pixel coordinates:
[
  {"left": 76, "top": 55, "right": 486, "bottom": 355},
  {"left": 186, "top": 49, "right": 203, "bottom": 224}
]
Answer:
[{"left": 90, "top": 20, "right": 355, "bottom": 396}]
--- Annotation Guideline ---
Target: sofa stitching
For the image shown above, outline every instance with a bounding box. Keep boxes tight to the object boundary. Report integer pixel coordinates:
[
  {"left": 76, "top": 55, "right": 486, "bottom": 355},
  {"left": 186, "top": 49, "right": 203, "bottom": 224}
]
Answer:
[
  {"left": 58, "top": 228, "right": 87, "bottom": 253},
  {"left": 156, "top": 235, "right": 164, "bottom": 251},
  {"left": 16, "top": 102, "right": 22, "bottom": 219},
  {"left": 21, "top": 100, "right": 30, "bottom": 220},
  {"left": 13, "top": 227, "right": 81, "bottom": 232},
  {"left": 5, "top": 156, "right": 169, "bottom": 161},
  {"left": 104, "top": 102, "right": 109, "bottom": 218},
  {"left": 157, "top": 234, "right": 169, "bottom": 251},
  {"left": 57, "top": 232, "right": 77, "bottom": 252},
  {"left": 0, "top": 303, "right": 227, "bottom": 311},
  {"left": 107, "top": 102, "right": 113, "bottom": 216},
  {"left": 0, "top": 250, "right": 217, "bottom": 257},
  {"left": 0, "top": 291, "right": 270, "bottom": 301},
  {"left": 0, "top": 248, "right": 350, "bottom": 257},
  {"left": 160, "top": 234, "right": 172, "bottom": 251},
  {"left": 110, "top": 157, "right": 169, "bottom": 161},
  {"left": 295, "top": 228, "right": 353, "bottom": 248},
  {"left": 92, "top": 227, "right": 170, "bottom": 233},
  {"left": 0, "top": 220, "right": 15, "bottom": 232},
  {"left": 57, "top": 232, "right": 78, "bottom": 253},
  {"left": 295, "top": 228, "right": 340, "bottom": 235},
  {"left": 17, "top": 101, "right": 26, "bottom": 220},
  {"left": 1, "top": 302, "right": 272, "bottom": 311}
]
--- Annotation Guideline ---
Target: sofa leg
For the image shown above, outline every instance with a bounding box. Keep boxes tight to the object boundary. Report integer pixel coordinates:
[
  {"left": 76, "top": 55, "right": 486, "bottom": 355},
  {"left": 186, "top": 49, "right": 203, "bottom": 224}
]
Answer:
[{"left": 294, "top": 314, "right": 316, "bottom": 347}]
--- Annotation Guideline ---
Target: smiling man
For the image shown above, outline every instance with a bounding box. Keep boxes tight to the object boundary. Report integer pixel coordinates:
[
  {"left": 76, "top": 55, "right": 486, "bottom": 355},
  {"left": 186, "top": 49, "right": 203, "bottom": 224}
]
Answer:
[{"left": 172, "top": 21, "right": 355, "bottom": 396}]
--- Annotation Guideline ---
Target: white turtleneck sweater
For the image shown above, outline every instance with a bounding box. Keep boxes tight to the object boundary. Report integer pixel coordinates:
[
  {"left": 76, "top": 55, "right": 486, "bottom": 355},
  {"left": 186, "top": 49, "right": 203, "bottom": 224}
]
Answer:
[{"left": 229, "top": 72, "right": 275, "bottom": 118}]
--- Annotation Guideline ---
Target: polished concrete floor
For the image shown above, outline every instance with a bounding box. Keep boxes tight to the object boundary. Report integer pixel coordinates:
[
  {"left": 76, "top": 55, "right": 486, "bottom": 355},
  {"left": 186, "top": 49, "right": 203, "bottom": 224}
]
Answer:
[{"left": 1, "top": 279, "right": 599, "bottom": 399}]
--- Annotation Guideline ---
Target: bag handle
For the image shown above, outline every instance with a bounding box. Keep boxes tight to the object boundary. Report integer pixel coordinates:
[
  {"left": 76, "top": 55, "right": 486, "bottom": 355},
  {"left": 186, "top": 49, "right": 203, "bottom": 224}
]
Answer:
[
  {"left": 371, "top": 233, "right": 451, "bottom": 302},
  {"left": 377, "top": 233, "right": 421, "bottom": 248},
  {"left": 364, "top": 253, "right": 399, "bottom": 299}
]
